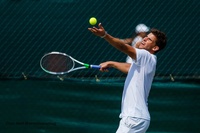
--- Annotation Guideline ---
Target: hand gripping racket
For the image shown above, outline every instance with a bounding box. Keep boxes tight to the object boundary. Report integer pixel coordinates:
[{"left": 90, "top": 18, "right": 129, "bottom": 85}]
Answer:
[{"left": 40, "top": 52, "right": 100, "bottom": 75}]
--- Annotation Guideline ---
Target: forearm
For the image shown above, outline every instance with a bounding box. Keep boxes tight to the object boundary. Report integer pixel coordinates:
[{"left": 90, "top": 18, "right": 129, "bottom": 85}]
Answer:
[
  {"left": 103, "top": 61, "right": 131, "bottom": 74},
  {"left": 121, "top": 38, "right": 133, "bottom": 44},
  {"left": 103, "top": 33, "right": 136, "bottom": 60},
  {"left": 104, "top": 34, "right": 130, "bottom": 54}
]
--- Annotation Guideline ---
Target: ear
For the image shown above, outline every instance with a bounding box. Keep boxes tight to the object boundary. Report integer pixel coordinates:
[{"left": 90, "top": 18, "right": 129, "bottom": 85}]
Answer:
[{"left": 152, "top": 45, "right": 159, "bottom": 52}]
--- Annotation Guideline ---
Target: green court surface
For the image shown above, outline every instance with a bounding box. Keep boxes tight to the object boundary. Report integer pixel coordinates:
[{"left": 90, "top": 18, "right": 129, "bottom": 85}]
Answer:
[{"left": 0, "top": 79, "right": 199, "bottom": 133}]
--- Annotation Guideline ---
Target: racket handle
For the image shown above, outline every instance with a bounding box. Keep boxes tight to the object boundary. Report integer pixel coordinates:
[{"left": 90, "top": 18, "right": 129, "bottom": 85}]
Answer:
[{"left": 90, "top": 65, "right": 101, "bottom": 69}]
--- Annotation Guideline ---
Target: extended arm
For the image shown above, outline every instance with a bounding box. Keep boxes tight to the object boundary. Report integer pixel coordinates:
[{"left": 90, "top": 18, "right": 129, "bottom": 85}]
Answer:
[
  {"left": 120, "top": 38, "right": 133, "bottom": 45},
  {"left": 88, "top": 23, "right": 137, "bottom": 60}
]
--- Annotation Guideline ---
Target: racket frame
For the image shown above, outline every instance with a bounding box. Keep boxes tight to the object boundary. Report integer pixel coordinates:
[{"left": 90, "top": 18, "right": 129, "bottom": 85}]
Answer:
[{"left": 40, "top": 52, "right": 100, "bottom": 75}]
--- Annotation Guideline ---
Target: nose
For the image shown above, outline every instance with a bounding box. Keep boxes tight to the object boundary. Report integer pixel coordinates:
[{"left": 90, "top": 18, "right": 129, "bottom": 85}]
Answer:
[{"left": 143, "top": 37, "right": 148, "bottom": 41}]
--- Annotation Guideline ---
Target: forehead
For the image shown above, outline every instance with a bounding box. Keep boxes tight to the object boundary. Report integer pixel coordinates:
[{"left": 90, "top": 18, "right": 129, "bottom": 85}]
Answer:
[{"left": 147, "top": 33, "right": 157, "bottom": 42}]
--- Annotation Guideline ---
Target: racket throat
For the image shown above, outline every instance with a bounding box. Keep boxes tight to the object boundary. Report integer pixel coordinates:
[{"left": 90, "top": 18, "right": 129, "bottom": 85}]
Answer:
[{"left": 84, "top": 63, "right": 90, "bottom": 68}]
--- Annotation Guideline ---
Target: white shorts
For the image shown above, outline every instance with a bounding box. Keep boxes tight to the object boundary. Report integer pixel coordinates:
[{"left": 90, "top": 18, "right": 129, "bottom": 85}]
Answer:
[{"left": 116, "top": 117, "right": 150, "bottom": 133}]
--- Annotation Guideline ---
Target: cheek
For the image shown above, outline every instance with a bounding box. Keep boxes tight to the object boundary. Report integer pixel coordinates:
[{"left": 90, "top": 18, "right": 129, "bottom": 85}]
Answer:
[
  {"left": 147, "top": 42, "right": 155, "bottom": 49},
  {"left": 145, "top": 43, "right": 152, "bottom": 49}
]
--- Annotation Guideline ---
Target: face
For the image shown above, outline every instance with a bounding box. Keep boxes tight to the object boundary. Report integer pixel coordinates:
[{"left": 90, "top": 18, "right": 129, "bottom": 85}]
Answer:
[{"left": 138, "top": 33, "right": 159, "bottom": 53}]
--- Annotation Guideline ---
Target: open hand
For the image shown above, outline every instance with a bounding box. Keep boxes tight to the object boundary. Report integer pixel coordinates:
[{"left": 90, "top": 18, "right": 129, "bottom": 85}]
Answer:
[{"left": 88, "top": 23, "right": 106, "bottom": 37}]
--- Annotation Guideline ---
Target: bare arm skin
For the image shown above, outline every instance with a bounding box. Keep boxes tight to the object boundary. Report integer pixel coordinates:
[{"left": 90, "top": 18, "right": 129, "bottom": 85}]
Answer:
[
  {"left": 100, "top": 61, "right": 131, "bottom": 74},
  {"left": 88, "top": 23, "right": 137, "bottom": 60}
]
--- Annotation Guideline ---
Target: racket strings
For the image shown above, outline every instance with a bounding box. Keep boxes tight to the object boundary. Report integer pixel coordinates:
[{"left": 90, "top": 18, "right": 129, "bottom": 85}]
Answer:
[{"left": 41, "top": 54, "right": 74, "bottom": 73}]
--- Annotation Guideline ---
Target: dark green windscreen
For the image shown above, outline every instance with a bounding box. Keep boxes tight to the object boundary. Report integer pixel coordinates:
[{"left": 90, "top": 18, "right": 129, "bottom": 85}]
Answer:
[{"left": 0, "top": 0, "right": 199, "bottom": 79}]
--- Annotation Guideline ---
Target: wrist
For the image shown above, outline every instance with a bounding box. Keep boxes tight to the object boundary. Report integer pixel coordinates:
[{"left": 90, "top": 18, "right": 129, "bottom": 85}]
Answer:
[{"left": 100, "top": 31, "right": 107, "bottom": 38}]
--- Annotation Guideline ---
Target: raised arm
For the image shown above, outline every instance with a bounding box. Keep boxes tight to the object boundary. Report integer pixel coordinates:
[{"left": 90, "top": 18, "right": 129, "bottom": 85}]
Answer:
[
  {"left": 120, "top": 38, "right": 133, "bottom": 45},
  {"left": 88, "top": 23, "right": 137, "bottom": 60}
]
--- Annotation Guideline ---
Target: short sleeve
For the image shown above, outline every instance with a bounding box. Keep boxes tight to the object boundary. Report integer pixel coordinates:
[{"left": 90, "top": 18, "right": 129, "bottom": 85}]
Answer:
[{"left": 134, "top": 49, "right": 153, "bottom": 66}]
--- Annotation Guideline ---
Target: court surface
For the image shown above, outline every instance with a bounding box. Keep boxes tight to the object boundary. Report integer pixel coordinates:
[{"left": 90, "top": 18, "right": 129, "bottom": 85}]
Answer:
[{"left": 0, "top": 79, "right": 199, "bottom": 133}]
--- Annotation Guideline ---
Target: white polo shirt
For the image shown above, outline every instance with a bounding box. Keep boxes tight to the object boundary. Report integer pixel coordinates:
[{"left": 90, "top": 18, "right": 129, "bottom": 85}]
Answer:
[{"left": 120, "top": 48, "right": 157, "bottom": 120}]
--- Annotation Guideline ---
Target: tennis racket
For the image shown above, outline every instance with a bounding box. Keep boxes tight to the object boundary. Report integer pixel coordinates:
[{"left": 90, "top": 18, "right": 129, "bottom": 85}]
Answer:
[{"left": 40, "top": 52, "right": 101, "bottom": 75}]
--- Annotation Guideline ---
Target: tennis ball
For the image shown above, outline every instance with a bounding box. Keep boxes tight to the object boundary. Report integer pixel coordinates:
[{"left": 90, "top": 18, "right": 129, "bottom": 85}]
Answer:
[{"left": 89, "top": 17, "right": 97, "bottom": 25}]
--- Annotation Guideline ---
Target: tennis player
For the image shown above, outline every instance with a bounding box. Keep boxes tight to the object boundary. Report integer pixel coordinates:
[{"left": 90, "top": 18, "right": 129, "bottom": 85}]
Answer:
[{"left": 88, "top": 23, "right": 167, "bottom": 133}]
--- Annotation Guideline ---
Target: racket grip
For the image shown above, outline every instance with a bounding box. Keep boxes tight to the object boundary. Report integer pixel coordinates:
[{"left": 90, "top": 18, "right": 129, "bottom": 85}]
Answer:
[{"left": 90, "top": 65, "right": 101, "bottom": 69}]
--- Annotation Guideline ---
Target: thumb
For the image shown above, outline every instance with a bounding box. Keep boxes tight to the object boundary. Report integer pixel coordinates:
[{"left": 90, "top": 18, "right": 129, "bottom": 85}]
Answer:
[{"left": 98, "top": 23, "right": 104, "bottom": 29}]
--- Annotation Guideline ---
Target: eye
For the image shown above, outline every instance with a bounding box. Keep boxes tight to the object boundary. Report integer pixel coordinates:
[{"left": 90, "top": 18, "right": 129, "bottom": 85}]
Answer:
[{"left": 148, "top": 38, "right": 153, "bottom": 42}]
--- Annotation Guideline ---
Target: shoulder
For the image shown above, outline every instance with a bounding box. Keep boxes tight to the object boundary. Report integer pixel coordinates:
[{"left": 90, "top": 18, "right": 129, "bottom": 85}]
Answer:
[
  {"left": 135, "top": 49, "right": 156, "bottom": 64},
  {"left": 135, "top": 48, "right": 149, "bottom": 55}
]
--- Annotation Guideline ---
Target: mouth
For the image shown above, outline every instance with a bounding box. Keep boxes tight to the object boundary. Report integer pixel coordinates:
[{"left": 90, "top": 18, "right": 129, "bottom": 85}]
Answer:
[{"left": 141, "top": 41, "right": 145, "bottom": 46}]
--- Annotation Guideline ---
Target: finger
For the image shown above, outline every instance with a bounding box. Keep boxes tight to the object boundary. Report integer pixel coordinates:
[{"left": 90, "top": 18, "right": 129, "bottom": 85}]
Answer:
[
  {"left": 88, "top": 28, "right": 95, "bottom": 32},
  {"left": 90, "top": 28, "right": 97, "bottom": 33},
  {"left": 99, "top": 23, "right": 103, "bottom": 29},
  {"left": 102, "top": 68, "right": 109, "bottom": 72},
  {"left": 92, "top": 29, "right": 97, "bottom": 33},
  {"left": 88, "top": 27, "right": 97, "bottom": 32},
  {"left": 93, "top": 27, "right": 99, "bottom": 31},
  {"left": 100, "top": 69, "right": 108, "bottom": 72},
  {"left": 100, "top": 66, "right": 109, "bottom": 71}
]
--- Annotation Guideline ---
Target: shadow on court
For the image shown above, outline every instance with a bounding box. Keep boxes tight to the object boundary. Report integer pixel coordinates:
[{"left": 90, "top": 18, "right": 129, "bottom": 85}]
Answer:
[{"left": 0, "top": 79, "right": 199, "bottom": 133}]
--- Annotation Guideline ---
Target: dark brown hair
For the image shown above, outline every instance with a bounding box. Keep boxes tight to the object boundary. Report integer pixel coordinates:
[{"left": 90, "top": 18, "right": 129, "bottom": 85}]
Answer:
[{"left": 151, "top": 29, "right": 167, "bottom": 53}]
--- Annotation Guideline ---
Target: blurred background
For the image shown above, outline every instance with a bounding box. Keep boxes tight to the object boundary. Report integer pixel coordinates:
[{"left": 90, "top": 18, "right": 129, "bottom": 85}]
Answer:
[{"left": 0, "top": 0, "right": 199, "bottom": 133}]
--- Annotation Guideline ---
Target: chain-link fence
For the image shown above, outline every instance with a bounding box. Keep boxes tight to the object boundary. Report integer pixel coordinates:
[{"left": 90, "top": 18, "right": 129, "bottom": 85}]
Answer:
[{"left": 0, "top": 0, "right": 199, "bottom": 80}]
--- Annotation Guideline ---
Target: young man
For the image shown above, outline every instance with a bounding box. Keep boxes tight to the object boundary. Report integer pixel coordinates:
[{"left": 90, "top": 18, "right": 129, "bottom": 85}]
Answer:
[{"left": 88, "top": 23, "right": 167, "bottom": 133}]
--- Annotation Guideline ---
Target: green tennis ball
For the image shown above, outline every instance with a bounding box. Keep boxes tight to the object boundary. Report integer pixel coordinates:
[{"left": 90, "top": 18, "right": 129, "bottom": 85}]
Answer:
[{"left": 89, "top": 17, "right": 97, "bottom": 25}]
